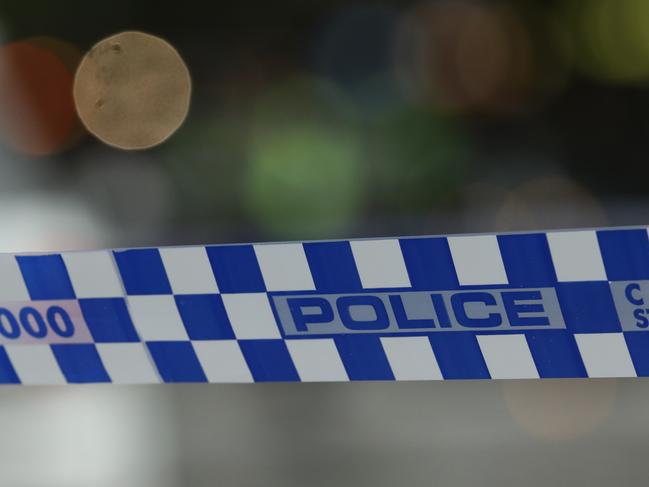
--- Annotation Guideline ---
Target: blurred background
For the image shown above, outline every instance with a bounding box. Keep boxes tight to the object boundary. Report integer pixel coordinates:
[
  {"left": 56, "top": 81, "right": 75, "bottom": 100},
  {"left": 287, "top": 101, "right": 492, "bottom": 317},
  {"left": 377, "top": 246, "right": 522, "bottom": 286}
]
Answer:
[{"left": 0, "top": 0, "right": 649, "bottom": 485}]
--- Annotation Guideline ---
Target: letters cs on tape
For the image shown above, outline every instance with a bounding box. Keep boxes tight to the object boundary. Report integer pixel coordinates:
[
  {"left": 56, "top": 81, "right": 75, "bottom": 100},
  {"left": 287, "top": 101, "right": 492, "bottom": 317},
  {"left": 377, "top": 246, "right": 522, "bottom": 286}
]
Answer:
[{"left": 0, "top": 226, "right": 647, "bottom": 384}]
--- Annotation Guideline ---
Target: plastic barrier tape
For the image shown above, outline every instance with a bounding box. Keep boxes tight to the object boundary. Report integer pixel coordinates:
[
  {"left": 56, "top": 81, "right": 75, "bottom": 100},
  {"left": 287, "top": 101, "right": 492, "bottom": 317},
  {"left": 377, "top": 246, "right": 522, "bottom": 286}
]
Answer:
[{"left": 0, "top": 226, "right": 648, "bottom": 384}]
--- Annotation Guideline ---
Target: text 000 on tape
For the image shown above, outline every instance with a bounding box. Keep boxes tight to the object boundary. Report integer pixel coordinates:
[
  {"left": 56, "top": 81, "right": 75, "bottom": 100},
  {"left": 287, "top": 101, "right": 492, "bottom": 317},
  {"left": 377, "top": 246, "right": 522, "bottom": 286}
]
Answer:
[{"left": 0, "top": 226, "right": 647, "bottom": 384}]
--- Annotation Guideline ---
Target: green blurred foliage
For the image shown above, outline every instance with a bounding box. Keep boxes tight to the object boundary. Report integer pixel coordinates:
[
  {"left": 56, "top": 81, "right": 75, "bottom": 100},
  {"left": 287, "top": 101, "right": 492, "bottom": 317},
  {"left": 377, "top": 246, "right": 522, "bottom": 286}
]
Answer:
[
  {"left": 367, "top": 108, "right": 470, "bottom": 212},
  {"left": 243, "top": 77, "right": 364, "bottom": 238},
  {"left": 561, "top": 0, "right": 649, "bottom": 83}
]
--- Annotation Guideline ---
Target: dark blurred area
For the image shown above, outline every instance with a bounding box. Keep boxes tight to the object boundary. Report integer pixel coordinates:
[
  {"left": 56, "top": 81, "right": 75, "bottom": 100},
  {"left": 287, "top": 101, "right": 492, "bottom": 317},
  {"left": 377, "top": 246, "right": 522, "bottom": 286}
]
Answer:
[
  {"left": 1, "top": 1, "right": 649, "bottom": 486},
  {"left": 1, "top": 0, "right": 649, "bottom": 250}
]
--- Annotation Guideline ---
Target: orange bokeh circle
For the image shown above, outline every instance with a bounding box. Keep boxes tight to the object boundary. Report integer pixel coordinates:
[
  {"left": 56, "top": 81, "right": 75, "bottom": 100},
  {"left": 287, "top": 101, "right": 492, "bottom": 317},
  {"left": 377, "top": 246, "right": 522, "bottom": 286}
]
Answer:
[{"left": 0, "top": 40, "right": 79, "bottom": 156}]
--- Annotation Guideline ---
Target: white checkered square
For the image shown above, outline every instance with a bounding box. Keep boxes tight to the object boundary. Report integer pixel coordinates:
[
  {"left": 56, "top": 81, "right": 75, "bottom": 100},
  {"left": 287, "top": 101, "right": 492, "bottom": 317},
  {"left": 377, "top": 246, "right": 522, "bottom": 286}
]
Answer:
[
  {"left": 193, "top": 340, "right": 253, "bottom": 383},
  {"left": 97, "top": 343, "right": 160, "bottom": 384},
  {"left": 254, "top": 243, "right": 315, "bottom": 291},
  {"left": 286, "top": 339, "right": 348, "bottom": 382},
  {"left": 221, "top": 293, "right": 280, "bottom": 339},
  {"left": 159, "top": 246, "right": 219, "bottom": 294},
  {"left": 350, "top": 239, "right": 411, "bottom": 289},
  {"left": 127, "top": 295, "right": 188, "bottom": 341},
  {"left": 448, "top": 235, "right": 508, "bottom": 285},
  {"left": 575, "top": 333, "right": 636, "bottom": 378},
  {"left": 547, "top": 231, "right": 607, "bottom": 282},
  {"left": 62, "top": 250, "right": 124, "bottom": 298},
  {"left": 5, "top": 345, "right": 66, "bottom": 385},
  {"left": 477, "top": 334, "right": 539, "bottom": 379},
  {"left": 0, "top": 255, "right": 29, "bottom": 301},
  {"left": 380, "top": 336, "right": 443, "bottom": 380}
]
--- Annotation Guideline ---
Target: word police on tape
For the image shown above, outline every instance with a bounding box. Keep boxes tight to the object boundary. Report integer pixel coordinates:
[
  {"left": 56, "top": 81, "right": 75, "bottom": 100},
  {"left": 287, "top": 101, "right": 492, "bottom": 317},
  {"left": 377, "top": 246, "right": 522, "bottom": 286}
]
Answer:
[{"left": 0, "top": 226, "right": 646, "bottom": 384}]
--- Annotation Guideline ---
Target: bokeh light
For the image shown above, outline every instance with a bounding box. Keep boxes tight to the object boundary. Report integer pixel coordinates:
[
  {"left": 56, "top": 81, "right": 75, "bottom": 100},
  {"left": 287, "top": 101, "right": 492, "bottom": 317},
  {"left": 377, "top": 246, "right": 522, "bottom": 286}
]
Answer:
[
  {"left": 0, "top": 192, "right": 112, "bottom": 252},
  {"left": 0, "top": 38, "right": 79, "bottom": 156},
  {"left": 74, "top": 31, "right": 191, "bottom": 150},
  {"left": 313, "top": 4, "right": 402, "bottom": 117},
  {"left": 503, "top": 379, "right": 617, "bottom": 441},
  {"left": 561, "top": 0, "right": 649, "bottom": 83},
  {"left": 394, "top": 0, "right": 539, "bottom": 115},
  {"left": 28, "top": 36, "right": 86, "bottom": 151},
  {"left": 367, "top": 108, "right": 469, "bottom": 212},
  {"left": 243, "top": 77, "right": 364, "bottom": 238},
  {"left": 495, "top": 175, "right": 608, "bottom": 231},
  {"left": 0, "top": 387, "right": 177, "bottom": 487}
]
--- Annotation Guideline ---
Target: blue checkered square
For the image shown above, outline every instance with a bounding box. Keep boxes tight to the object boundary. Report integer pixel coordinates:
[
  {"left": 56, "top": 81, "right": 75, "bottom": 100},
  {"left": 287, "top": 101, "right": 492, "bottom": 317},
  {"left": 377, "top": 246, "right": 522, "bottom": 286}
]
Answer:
[
  {"left": 0, "top": 347, "right": 19, "bottom": 384},
  {"left": 428, "top": 332, "right": 490, "bottom": 380},
  {"left": 175, "top": 294, "right": 234, "bottom": 340},
  {"left": 17, "top": 255, "right": 75, "bottom": 300},
  {"left": 498, "top": 233, "right": 557, "bottom": 287},
  {"left": 79, "top": 298, "right": 140, "bottom": 343},
  {"left": 556, "top": 282, "right": 621, "bottom": 333},
  {"left": 239, "top": 340, "right": 299, "bottom": 382},
  {"left": 147, "top": 341, "right": 207, "bottom": 382},
  {"left": 206, "top": 245, "right": 265, "bottom": 293},
  {"left": 526, "top": 330, "right": 587, "bottom": 378},
  {"left": 334, "top": 335, "right": 394, "bottom": 381},
  {"left": 303, "top": 241, "right": 362, "bottom": 292},
  {"left": 113, "top": 249, "right": 171, "bottom": 295},
  {"left": 399, "top": 237, "right": 459, "bottom": 290},
  {"left": 52, "top": 344, "right": 111, "bottom": 383},
  {"left": 598, "top": 229, "right": 649, "bottom": 281}
]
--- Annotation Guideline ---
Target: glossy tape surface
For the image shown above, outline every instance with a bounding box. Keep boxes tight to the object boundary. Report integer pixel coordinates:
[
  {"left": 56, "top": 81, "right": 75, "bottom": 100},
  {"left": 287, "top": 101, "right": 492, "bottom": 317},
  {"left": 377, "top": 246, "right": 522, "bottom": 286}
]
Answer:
[{"left": 0, "top": 227, "right": 647, "bottom": 383}]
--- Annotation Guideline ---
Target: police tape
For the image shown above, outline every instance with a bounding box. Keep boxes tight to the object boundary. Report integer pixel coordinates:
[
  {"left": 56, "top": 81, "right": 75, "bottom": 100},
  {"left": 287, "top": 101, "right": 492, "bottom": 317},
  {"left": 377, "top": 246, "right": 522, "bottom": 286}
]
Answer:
[{"left": 0, "top": 226, "right": 647, "bottom": 384}]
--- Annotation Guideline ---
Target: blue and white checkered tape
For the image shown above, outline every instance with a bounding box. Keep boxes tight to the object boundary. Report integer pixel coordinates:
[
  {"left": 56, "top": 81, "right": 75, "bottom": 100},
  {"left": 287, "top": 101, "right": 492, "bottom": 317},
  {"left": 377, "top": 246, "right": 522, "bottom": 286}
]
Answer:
[{"left": 0, "top": 226, "right": 649, "bottom": 384}]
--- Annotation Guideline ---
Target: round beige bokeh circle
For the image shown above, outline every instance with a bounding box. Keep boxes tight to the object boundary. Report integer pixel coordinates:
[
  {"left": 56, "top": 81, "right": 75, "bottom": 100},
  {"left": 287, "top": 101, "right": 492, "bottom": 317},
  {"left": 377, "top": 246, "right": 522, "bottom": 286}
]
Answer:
[
  {"left": 74, "top": 31, "right": 191, "bottom": 150},
  {"left": 503, "top": 379, "right": 617, "bottom": 441}
]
